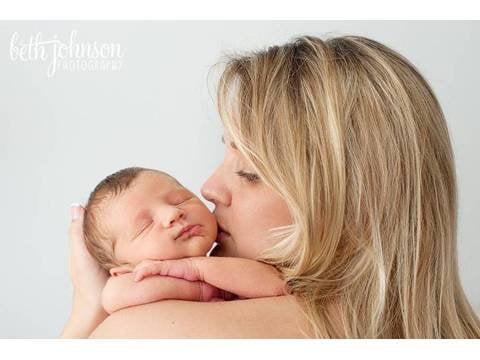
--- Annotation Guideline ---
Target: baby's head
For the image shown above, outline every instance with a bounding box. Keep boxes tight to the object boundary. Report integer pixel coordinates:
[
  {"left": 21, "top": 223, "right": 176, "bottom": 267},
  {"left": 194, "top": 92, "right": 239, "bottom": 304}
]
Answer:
[{"left": 83, "top": 167, "right": 218, "bottom": 276}]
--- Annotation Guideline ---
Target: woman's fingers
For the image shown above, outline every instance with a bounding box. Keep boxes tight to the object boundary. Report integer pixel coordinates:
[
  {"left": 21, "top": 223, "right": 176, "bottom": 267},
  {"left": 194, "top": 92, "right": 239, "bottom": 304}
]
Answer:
[
  {"left": 68, "top": 204, "right": 87, "bottom": 277},
  {"left": 69, "top": 204, "right": 85, "bottom": 247},
  {"left": 68, "top": 204, "right": 103, "bottom": 273},
  {"left": 67, "top": 203, "right": 108, "bottom": 306}
]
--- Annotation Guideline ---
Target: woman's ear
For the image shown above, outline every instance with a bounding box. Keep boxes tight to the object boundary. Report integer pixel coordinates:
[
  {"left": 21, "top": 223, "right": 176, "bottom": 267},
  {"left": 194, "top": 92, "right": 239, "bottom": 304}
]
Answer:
[{"left": 109, "top": 264, "right": 133, "bottom": 277}]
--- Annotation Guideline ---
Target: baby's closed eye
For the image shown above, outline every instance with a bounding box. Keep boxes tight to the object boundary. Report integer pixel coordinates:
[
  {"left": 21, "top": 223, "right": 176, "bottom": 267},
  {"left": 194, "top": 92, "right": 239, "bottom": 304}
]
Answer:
[{"left": 135, "top": 220, "right": 153, "bottom": 239}]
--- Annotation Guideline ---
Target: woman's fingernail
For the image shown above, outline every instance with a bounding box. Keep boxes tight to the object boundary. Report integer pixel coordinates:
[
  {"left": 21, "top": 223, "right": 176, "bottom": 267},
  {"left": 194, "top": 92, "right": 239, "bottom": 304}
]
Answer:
[{"left": 70, "top": 203, "right": 82, "bottom": 221}]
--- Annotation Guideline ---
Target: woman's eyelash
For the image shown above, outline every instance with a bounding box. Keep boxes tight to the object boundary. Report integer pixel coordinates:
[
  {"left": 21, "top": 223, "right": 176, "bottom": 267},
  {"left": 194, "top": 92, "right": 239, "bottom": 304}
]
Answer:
[{"left": 236, "top": 170, "right": 260, "bottom": 183}]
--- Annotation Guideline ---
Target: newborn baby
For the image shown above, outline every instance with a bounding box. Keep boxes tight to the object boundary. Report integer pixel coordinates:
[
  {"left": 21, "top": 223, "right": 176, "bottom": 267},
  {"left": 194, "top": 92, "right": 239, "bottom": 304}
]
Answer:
[{"left": 83, "top": 167, "right": 286, "bottom": 314}]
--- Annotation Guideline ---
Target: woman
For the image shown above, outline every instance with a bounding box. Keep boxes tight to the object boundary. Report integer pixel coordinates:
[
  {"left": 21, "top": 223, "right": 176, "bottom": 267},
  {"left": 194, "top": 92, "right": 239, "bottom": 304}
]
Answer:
[{"left": 61, "top": 35, "right": 480, "bottom": 338}]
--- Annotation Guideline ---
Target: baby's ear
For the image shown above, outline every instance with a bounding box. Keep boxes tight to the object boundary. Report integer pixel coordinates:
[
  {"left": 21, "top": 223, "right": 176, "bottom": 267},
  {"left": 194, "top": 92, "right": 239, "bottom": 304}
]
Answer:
[{"left": 109, "top": 264, "right": 133, "bottom": 277}]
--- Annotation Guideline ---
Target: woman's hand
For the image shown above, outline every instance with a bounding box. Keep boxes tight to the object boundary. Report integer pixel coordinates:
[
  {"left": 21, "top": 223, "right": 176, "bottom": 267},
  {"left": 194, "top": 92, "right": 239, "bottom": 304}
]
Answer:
[
  {"left": 61, "top": 204, "right": 109, "bottom": 338},
  {"left": 67, "top": 204, "right": 109, "bottom": 307}
]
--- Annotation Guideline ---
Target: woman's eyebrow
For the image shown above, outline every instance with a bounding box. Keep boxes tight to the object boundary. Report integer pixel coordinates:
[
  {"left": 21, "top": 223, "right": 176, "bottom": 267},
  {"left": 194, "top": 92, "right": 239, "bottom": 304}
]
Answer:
[{"left": 221, "top": 135, "right": 238, "bottom": 149}]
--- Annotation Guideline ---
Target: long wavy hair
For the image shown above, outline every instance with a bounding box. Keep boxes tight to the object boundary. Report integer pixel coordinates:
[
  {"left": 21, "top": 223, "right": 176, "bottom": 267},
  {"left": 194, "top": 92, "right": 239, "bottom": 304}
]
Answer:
[{"left": 216, "top": 34, "right": 480, "bottom": 338}]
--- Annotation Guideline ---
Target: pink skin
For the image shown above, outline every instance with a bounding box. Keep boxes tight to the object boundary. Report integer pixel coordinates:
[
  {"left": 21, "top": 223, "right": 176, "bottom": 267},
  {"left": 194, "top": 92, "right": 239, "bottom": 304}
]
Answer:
[
  {"left": 106, "top": 131, "right": 293, "bottom": 312},
  {"left": 134, "top": 258, "right": 202, "bottom": 282},
  {"left": 104, "top": 132, "right": 292, "bottom": 272},
  {"left": 127, "top": 131, "right": 293, "bottom": 286},
  {"left": 61, "top": 132, "right": 295, "bottom": 334},
  {"left": 201, "top": 132, "right": 293, "bottom": 260},
  {"left": 99, "top": 133, "right": 294, "bottom": 312},
  {"left": 131, "top": 257, "right": 286, "bottom": 298},
  {"left": 103, "top": 171, "right": 218, "bottom": 276}
]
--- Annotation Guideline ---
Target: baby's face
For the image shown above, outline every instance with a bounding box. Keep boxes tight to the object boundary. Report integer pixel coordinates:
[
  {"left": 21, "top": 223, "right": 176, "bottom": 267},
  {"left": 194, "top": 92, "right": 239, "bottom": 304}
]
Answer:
[{"left": 103, "top": 171, "right": 217, "bottom": 267}]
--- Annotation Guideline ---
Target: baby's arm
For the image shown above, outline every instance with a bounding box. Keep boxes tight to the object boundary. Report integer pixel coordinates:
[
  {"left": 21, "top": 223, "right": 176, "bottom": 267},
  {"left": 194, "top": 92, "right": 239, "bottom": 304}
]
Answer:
[
  {"left": 133, "top": 257, "right": 288, "bottom": 299},
  {"left": 101, "top": 272, "right": 226, "bottom": 314}
]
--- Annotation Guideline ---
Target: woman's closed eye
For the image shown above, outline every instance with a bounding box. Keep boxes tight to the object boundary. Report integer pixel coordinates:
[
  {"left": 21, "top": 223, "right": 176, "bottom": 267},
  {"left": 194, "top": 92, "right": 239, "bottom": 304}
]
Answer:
[{"left": 236, "top": 170, "right": 260, "bottom": 183}]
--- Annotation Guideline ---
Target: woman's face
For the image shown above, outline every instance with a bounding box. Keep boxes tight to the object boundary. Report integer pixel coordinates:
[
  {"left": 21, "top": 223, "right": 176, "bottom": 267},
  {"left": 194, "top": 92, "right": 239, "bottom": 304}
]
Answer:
[{"left": 201, "top": 132, "right": 293, "bottom": 259}]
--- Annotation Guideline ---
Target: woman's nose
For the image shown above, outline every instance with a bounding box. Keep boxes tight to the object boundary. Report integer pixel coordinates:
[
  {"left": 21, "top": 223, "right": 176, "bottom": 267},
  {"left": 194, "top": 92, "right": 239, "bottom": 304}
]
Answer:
[
  {"left": 162, "top": 207, "right": 185, "bottom": 228},
  {"left": 201, "top": 167, "right": 231, "bottom": 207}
]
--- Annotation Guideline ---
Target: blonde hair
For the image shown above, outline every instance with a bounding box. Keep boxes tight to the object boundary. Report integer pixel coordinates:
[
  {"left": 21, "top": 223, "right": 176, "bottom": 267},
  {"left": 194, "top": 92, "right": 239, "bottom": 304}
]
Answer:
[{"left": 216, "top": 35, "right": 480, "bottom": 338}]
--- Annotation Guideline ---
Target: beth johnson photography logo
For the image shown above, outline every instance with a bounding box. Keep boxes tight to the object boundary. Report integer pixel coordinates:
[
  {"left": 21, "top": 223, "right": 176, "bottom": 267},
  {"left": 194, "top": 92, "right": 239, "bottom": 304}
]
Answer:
[{"left": 9, "top": 30, "right": 126, "bottom": 77}]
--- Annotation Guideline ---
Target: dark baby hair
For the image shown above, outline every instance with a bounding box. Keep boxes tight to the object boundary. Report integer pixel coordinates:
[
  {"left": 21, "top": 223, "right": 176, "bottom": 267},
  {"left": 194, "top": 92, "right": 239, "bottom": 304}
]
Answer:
[{"left": 83, "top": 166, "right": 177, "bottom": 271}]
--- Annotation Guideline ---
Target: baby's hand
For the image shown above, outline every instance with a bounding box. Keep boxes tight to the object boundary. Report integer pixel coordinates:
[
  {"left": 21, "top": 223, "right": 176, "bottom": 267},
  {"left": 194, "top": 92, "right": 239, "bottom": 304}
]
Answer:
[
  {"left": 132, "top": 257, "right": 288, "bottom": 300},
  {"left": 101, "top": 271, "right": 232, "bottom": 313},
  {"left": 133, "top": 258, "right": 200, "bottom": 282}
]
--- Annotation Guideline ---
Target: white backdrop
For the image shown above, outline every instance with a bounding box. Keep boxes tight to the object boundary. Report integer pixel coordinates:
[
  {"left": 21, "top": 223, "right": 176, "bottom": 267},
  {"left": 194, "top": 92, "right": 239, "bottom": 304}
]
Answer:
[{"left": 0, "top": 21, "right": 478, "bottom": 337}]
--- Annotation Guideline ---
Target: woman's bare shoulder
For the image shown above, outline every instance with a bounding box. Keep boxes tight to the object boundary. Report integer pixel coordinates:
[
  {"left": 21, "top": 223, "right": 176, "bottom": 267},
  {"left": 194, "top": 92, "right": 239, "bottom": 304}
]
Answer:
[{"left": 89, "top": 295, "right": 313, "bottom": 338}]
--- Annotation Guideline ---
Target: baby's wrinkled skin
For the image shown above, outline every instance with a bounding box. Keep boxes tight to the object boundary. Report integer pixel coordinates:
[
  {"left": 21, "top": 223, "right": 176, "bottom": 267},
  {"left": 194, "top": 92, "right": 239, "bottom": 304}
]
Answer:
[
  {"left": 99, "top": 171, "right": 286, "bottom": 314},
  {"left": 103, "top": 171, "right": 218, "bottom": 276}
]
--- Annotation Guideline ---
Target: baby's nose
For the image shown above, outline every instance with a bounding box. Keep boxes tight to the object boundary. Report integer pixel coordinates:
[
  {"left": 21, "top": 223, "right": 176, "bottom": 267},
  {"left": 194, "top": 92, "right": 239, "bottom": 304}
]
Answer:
[{"left": 163, "top": 208, "right": 185, "bottom": 228}]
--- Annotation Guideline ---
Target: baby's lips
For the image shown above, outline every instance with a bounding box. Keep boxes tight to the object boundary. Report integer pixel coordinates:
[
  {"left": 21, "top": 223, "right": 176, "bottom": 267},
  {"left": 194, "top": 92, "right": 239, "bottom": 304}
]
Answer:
[{"left": 175, "top": 224, "right": 202, "bottom": 240}]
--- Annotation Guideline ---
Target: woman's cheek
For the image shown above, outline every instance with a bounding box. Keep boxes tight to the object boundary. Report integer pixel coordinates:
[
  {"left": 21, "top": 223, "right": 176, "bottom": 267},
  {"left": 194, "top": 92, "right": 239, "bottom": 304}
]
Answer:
[{"left": 233, "top": 229, "right": 257, "bottom": 259}]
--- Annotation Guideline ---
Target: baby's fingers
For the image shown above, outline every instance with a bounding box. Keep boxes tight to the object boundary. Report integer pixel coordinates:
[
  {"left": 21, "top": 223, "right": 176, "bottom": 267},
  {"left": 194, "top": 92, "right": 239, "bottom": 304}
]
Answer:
[{"left": 133, "top": 263, "right": 165, "bottom": 282}]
